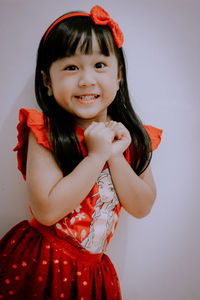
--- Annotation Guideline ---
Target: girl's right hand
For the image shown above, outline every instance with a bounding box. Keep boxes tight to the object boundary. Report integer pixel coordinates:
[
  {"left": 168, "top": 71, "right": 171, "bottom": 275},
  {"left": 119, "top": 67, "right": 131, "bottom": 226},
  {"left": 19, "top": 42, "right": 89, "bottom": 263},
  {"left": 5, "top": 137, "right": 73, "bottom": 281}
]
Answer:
[{"left": 84, "top": 122, "right": 114, "bottom": 161}]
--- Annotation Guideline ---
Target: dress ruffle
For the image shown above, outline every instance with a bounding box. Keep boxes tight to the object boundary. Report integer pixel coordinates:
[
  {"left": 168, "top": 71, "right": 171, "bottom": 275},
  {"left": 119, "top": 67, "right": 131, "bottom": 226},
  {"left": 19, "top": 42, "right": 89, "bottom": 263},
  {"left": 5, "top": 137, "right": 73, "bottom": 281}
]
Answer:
[
  {"left": 13, "top": 108, "right": 50, "bottom": 180},
  {"left": 144, "top": 125, "right": 163, "bottom": 151},
  {"left": 0, "top": 220, "right": 121, "bottom": 300}
]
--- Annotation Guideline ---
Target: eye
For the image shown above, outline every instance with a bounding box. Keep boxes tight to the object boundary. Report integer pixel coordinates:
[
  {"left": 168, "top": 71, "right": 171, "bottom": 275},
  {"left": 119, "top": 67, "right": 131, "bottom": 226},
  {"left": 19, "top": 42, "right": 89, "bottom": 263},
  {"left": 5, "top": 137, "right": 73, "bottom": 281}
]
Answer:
[
  {"left": 64, "top": 65, "right": 78, "bottom": 71},
  {"left": 95, "top": 62, "right": 106, "bottom": 69}
]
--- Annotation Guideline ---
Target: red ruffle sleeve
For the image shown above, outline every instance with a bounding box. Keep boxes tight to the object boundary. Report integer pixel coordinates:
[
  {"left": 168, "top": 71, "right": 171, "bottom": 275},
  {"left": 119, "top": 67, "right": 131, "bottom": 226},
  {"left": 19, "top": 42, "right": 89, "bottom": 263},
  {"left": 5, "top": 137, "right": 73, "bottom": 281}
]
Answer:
[
  {"left": 13, "top": 108, "right": 50, "bottom": 180},
  {"left": 144, "top": 125, "right": 163, "bottom": 151},
  {"left": 124, "top": 125, "right": 163, "bottom": 167}
]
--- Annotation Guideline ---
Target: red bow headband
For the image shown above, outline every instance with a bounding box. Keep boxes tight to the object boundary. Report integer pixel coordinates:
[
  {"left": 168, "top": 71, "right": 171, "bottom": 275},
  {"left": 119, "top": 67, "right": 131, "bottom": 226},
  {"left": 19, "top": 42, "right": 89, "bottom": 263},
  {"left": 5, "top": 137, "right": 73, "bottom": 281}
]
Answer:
[{"left": 43, "top": 5, "right": 124, "bottom": 48}]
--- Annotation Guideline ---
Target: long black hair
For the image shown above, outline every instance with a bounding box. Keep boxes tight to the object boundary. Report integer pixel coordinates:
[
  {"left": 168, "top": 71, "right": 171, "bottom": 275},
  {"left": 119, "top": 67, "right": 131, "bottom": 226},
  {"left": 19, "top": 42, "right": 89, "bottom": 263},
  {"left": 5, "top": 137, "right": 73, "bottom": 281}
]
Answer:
[{"left": 35, "top": 12, "right": 152, "bottom": 176}]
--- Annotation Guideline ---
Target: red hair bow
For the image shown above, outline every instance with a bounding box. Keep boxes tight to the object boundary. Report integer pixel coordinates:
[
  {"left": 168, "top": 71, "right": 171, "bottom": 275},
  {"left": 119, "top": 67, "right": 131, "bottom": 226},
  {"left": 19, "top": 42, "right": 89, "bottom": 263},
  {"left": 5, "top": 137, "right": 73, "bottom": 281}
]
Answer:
[
  {"left": 43, "top": 5, "right": 124, "bottom": 48},
  {"left": 90, "top": 6, "right": 124, "bottom": 48}
]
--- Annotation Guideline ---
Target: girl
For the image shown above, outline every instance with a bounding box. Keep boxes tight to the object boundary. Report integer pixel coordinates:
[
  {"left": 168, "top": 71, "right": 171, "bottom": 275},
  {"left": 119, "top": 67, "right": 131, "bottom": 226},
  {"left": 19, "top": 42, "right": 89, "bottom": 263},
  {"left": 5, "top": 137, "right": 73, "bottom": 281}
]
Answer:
[{"left": 0, "top": 5, "right": 162, "bottom": 300}]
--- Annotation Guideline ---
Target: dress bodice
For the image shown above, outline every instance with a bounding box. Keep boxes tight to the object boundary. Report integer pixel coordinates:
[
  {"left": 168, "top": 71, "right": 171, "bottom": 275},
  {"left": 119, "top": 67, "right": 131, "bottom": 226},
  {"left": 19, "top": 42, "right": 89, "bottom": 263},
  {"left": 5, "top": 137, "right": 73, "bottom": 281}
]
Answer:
[{"left": 14, "top": 108, "right": 162, "bottom": 253}]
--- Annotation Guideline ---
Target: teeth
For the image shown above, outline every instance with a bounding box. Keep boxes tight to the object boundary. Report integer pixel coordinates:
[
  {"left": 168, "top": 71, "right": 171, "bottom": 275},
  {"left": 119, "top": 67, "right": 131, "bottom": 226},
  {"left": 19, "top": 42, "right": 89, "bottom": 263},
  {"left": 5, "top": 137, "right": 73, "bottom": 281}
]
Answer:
[{"left": 76, "top": 95, "right": 98, "bottom": 100}]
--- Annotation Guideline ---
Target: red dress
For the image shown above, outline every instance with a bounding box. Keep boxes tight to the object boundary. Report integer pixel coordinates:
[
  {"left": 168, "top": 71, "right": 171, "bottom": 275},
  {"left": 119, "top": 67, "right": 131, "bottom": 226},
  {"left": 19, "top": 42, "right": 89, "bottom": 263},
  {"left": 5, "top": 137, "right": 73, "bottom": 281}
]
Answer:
[{"left": 0, "top": 109, "right": 162, "bottom": 300}]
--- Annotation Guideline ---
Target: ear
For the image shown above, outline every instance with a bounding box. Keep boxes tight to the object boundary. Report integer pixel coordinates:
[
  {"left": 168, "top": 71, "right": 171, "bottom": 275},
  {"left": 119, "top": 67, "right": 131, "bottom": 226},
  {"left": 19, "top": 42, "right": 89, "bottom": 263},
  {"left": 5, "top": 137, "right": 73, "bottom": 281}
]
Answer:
[
  {"left": 117, "top": 67, "right": 122, "bottom": 88},
  {"left": 41, "top": 71, "right": 53, "bottom": 96}
]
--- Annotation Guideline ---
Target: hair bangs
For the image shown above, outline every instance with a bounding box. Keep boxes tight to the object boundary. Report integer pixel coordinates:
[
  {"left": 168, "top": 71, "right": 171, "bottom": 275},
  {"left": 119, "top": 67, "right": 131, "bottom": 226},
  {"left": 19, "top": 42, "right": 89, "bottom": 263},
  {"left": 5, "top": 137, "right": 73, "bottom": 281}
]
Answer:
[
  {"left": 93, "top": 27, "right": 116, "bottom": 56},
  {"left": 76, "top": 27, "right": 116, "bottom": 57},
  {"left": 42, "top": 17, "right": 118, "bottom": 70},
  {"left": 60, "top": 21, "right": 117, "bottom": 58}
]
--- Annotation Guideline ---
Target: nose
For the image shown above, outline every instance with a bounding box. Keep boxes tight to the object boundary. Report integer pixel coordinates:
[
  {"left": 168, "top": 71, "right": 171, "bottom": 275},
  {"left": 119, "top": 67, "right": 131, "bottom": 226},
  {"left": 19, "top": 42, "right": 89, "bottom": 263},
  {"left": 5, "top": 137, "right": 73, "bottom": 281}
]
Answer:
[{"left": 78, "top": 70, "right": 96, "bottom": 87}]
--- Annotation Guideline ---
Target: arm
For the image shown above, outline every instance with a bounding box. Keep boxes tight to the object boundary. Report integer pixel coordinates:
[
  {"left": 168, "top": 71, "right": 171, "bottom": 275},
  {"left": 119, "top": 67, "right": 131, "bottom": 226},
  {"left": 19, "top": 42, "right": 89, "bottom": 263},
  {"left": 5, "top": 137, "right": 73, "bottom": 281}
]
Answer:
[
  {"left": 108, "top": 157, "right": 156, "bottom": 218},
  {"left": 106, "top": 121, "right": 156, "bottom": 218},
  {"left": 26, "top": 122, "right": 114, "bottom": 226}
]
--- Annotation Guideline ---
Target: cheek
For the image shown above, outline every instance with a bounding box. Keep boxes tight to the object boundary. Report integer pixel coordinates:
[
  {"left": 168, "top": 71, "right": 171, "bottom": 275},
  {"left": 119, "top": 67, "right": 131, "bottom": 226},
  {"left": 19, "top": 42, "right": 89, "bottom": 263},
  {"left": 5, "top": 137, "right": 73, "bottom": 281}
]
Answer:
[
  {"left": 51, "top": 87, "right": 62, "bottom": 102},
  {"left": 102, "top": 75, "right": 119, "bottom": 95},
  {"left": 110, "top": 72, "right": 120, "bottom": 91},
  {"left": 52, "top": 79, "right": 70, "bottom": 98},
  {"left": 115, "top": 78, "right": 120, "bottom": 91},
  {"left": 109, "top": 79, "right": 120, "bottom": 98}
]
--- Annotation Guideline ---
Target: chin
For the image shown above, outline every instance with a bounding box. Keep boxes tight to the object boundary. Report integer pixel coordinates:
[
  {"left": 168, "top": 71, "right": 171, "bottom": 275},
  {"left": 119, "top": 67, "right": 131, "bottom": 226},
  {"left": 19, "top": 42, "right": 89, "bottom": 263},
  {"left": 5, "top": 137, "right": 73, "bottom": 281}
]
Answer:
[{"left": 77, "top": 112, "right": 102, "bottom": 120}]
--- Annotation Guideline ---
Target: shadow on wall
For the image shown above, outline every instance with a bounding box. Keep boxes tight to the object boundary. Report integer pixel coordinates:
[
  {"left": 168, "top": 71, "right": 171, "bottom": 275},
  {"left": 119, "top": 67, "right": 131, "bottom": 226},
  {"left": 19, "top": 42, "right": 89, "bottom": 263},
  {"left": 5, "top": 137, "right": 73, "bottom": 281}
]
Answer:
[
  {"left": 0, "top": 75, "right": 37, "bottom": 238},
  {"left": 106, "top": 209, "right": 130, "bottom": 283}
]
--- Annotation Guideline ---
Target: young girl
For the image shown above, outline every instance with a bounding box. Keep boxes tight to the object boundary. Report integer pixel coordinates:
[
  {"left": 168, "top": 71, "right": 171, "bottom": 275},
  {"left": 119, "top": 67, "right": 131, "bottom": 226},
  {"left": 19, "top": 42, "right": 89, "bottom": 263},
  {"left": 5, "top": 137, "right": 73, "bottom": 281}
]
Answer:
[{"left": 0, "top": 5, "right": 162, "bottom": 300}]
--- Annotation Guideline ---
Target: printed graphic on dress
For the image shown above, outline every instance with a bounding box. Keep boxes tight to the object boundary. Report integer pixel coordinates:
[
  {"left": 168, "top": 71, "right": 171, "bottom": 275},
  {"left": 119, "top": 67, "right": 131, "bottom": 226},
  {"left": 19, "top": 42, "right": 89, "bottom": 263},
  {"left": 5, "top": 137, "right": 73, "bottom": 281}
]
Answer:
[
  {"left": 81, "top": 168, "right": 119, "bottom": 253},
  {"left": 55, "top": 204, "right": 84, "bottom": 239}
]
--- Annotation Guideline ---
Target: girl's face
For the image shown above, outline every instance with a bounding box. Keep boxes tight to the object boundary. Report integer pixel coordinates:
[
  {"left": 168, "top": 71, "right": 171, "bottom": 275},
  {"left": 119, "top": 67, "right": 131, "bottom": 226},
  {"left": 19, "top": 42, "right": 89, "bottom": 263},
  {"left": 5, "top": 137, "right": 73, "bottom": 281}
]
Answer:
[{"left": 46, "top": 32, "right": 121, "bottom": 128}]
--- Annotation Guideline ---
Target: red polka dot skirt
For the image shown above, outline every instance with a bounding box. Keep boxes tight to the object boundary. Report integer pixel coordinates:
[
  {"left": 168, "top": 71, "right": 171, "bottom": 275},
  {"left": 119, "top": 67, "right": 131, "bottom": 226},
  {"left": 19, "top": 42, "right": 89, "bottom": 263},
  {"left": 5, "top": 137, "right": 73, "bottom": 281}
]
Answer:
[{"left": 0, "top": 220, "right": 121, "bottom": 300}]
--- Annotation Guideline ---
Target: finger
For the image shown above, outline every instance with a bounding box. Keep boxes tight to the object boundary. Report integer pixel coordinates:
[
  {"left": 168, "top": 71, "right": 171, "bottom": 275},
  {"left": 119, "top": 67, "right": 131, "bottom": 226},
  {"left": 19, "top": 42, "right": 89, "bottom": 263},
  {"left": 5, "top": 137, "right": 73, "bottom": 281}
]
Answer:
[
  {"left": 93, "top": 126, "right": 114, "bottom": 143},
  {"left": 84, "top": 121, "right": 97, "bottom": 134},
  {"left": 115, "top": 129, "right": 125, "bottom": 139},
  {"left": 108, "top": 122, "right": 128, "bottom": 139},
  {"left": 105, "top": 121, "right": 118, "bottom": 131},
  {"left": 90, "top": 123, "right": 107, "bottom": 136},
  {"left": 102, "top": 126, "right": 115, "bottom": 138},
  {"left": 107, "top": 128, "right": 115, "bottom": 141},
  {"left": 85, "top": 122, "right": 104, "bottom": 135}
]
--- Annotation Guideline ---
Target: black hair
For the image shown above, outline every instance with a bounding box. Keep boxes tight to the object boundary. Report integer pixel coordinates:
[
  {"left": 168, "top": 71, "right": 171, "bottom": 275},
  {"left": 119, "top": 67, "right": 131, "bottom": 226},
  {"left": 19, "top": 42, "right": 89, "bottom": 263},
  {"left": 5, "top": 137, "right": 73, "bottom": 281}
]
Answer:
[{"left": 35, "top": 13, "right": 152, "bottom": 176}]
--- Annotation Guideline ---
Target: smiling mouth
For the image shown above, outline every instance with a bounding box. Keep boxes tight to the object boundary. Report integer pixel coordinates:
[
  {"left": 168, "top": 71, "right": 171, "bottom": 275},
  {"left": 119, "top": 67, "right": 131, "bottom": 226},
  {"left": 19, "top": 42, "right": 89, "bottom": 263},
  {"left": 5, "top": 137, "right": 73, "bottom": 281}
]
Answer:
[{"left": 75, "top": 94, "right": 100, "bottom": 104}]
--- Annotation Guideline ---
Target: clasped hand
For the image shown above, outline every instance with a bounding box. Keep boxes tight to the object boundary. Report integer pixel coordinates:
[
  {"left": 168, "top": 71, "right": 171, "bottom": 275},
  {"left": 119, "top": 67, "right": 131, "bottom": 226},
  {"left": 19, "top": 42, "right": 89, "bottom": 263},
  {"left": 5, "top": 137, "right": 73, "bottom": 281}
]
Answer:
[{"left": 84, "top": 121, "right": 131, "bottom": 161}]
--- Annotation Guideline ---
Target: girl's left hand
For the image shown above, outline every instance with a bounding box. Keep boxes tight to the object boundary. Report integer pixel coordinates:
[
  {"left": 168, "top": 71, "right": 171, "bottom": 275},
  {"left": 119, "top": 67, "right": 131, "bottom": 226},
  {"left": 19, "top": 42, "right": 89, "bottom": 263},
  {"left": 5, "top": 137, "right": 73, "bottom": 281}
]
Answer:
[{"left": 105, "top": 121, "right": 131, "bottom": 159}]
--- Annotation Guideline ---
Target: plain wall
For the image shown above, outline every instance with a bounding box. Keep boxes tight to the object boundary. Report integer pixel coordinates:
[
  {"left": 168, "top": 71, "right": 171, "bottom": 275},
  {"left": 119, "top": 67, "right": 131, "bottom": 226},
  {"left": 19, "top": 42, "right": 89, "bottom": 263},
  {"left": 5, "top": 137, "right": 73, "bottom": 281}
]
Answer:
[{"left": 0, "top": 0, "right": 200, "bottom": 299}]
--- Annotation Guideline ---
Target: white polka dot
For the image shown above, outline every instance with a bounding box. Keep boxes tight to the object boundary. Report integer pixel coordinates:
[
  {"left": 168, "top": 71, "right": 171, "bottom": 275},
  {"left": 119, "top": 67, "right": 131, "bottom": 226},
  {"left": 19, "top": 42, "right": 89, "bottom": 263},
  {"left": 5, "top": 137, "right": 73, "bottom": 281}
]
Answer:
[
  {"left": 54, "top": 259, "right": 59, "bottom": 264},
  {"left": 21, "top": 261, "right": 27, "bottom": 267}
]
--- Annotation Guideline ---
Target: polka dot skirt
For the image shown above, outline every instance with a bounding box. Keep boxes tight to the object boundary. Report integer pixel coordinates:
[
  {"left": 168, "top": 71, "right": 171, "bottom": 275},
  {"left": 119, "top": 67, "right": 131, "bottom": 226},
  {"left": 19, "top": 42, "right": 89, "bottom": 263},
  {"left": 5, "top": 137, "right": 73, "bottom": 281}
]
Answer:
[{"left": 0, "top": 220, "right": 121, "bottom": 300}]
